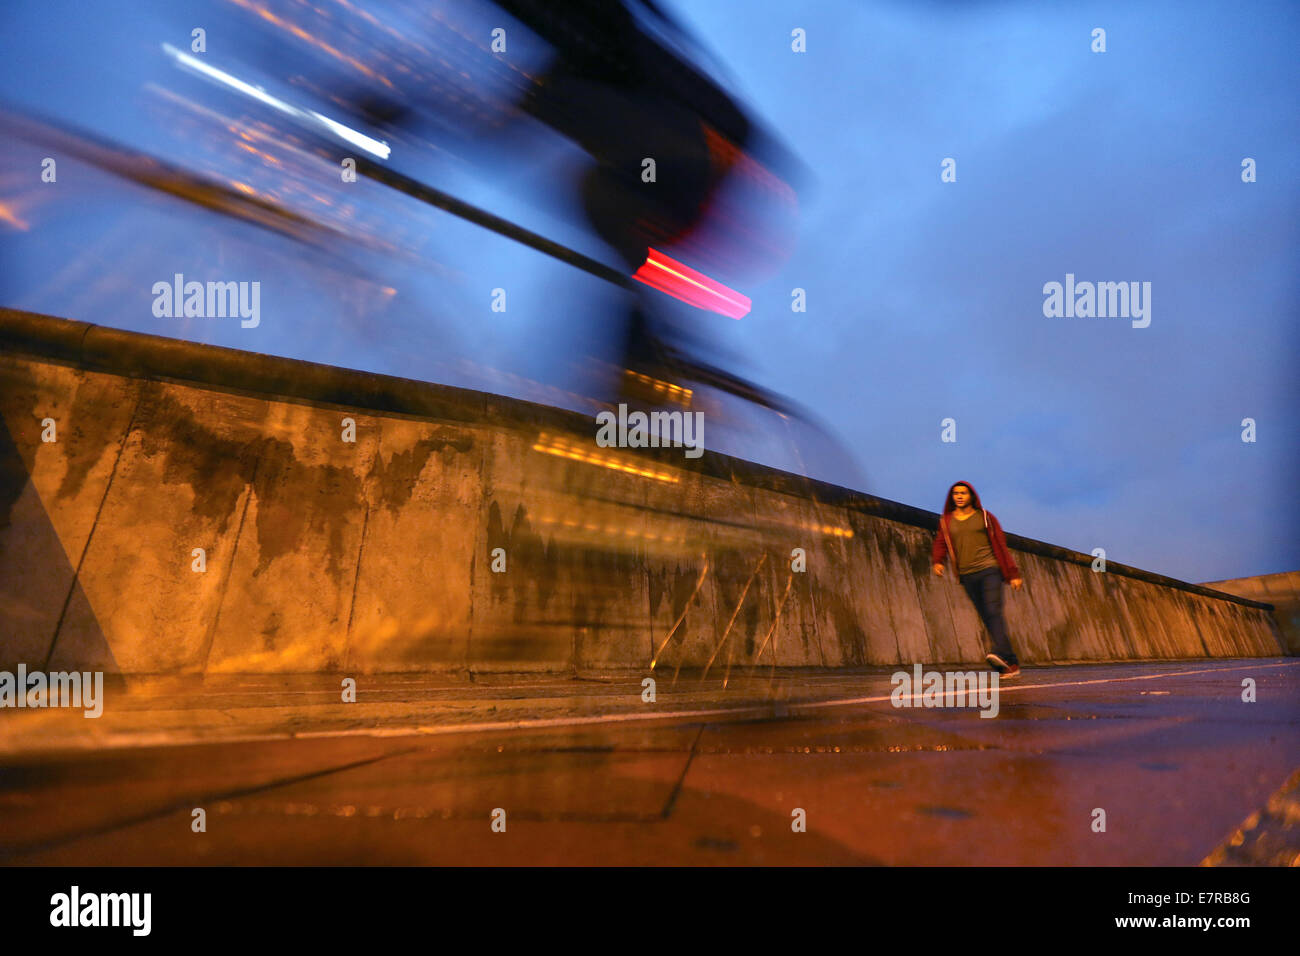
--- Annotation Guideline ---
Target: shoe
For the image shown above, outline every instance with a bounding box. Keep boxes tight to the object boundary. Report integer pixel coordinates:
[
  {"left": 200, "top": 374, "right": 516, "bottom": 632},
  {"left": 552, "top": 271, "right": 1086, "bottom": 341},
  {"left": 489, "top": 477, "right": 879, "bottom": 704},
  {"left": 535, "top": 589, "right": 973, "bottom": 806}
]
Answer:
[
  {"left": 985, "top": 653, "right": 1009, "bottom": 673},
  {"left": 1000, "top": 664, "right": 1021, "bottom": 680}
]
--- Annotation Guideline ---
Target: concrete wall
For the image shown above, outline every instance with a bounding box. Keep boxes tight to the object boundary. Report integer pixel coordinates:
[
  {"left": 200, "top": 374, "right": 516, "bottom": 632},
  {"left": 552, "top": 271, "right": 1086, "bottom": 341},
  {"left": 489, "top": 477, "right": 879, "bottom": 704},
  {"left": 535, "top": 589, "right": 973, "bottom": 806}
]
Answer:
[
  {"left": 1201, "top": 571, "right": 1300, "bottom": 655},
  {"left": 0, "top": 308, "right": 1284, "bottom": 675}
]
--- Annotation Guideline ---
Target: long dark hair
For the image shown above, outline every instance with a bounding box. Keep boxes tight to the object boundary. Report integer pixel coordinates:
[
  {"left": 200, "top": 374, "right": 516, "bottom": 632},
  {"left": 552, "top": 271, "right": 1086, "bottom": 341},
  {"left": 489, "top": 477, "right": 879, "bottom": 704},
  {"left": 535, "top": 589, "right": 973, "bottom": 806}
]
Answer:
[{"left": 942, "top": 480, "right": 984, "bottom": 514}]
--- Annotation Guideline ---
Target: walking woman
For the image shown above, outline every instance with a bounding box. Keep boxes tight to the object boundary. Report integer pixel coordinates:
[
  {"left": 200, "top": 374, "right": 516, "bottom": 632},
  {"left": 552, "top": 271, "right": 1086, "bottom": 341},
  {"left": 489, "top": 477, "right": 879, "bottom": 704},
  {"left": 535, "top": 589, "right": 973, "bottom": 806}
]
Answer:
[{"left": 931, "top": 480, "right": 1024, "bottom": 678}]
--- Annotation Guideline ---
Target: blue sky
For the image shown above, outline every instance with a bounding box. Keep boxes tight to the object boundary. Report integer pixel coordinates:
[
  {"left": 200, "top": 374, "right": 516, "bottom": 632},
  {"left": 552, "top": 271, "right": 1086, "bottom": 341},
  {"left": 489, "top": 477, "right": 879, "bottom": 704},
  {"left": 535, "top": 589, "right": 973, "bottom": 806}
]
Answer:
[{"left": 1, "top": 0, "right": 1297, "bottom": 582}]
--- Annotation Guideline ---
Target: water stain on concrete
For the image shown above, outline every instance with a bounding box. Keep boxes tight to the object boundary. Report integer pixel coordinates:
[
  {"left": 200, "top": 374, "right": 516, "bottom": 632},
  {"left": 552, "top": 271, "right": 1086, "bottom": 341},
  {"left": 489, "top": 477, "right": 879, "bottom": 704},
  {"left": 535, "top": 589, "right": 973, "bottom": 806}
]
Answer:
[
  {"left": 368, "top": 430, "right": 473, "bottom": 515},
  {"left": 0, "top": 418, "right": 28, "bottom": 535},
  {"left": 54, "top": 373, "right": 128, "bottom": 505},
  {"left": 132, "top": 388, "right": 363, "bottom": 579},
  {"left": 484, "top": 500, "right": 559, "bottom": 617}
]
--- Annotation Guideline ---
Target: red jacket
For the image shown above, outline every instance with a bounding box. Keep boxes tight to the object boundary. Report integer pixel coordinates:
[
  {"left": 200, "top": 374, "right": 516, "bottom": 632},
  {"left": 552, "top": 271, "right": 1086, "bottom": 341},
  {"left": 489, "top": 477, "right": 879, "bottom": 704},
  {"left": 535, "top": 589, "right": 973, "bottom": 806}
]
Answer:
[{"left": 932, "top": 508, "right": 1021, "bottom": 582}]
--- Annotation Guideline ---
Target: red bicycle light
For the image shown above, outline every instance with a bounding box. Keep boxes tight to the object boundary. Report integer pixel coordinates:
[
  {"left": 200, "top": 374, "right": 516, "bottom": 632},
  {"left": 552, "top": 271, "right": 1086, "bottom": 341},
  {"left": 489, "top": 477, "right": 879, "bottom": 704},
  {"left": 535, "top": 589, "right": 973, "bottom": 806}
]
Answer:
[{"left": 633, "top": 248, "right": 751, "bottom": 319}]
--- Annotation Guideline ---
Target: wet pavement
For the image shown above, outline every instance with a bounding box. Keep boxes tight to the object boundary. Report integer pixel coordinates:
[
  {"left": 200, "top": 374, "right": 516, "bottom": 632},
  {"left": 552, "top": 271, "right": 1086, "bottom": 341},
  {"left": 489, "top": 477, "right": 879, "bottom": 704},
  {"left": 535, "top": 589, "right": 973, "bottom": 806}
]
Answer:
[{"left": 1, "top": 660, "right": 1297, "bottom": 865}]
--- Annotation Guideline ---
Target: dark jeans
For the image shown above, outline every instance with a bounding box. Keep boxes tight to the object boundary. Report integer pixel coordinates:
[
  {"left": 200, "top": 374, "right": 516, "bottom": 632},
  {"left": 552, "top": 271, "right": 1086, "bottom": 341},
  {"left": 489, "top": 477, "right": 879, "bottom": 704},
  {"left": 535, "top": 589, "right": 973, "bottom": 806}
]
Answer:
[{"left": 959, "top": 566, "right": 1019, "bottom": 666}]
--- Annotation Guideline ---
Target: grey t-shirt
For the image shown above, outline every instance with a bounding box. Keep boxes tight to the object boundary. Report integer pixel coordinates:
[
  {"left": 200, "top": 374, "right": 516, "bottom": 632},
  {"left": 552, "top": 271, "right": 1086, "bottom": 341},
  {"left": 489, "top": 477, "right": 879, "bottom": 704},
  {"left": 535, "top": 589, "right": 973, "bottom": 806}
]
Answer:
[{"left": 950, "top": 511, "right": 999, "bottom": 576}]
